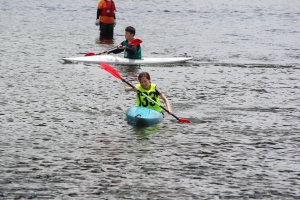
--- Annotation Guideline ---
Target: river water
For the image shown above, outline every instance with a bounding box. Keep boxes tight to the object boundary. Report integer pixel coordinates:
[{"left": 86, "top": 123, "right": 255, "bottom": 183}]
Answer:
[{"left": 1, "top": 0, "right": 300, "bottom": 199}]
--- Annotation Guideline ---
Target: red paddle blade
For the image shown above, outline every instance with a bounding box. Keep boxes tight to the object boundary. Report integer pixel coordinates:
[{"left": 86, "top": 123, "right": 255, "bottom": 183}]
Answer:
[
  {"left": 178, "top": 118, "right": 191, "bottom": 123},
  {"left": 85, "top": 52, "right": 96, "bottom": 56},
  {"left": 128, "top": 38, "right": 142, "bottom": 46},
  {"left": 101, "top": 62, "right": 123, "bottom": 80}
]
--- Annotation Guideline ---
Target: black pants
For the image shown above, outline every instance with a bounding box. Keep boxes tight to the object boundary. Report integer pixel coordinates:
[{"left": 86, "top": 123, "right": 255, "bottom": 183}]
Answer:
[{"left": 100, "top": 22, "right": 114, "bottom": 39}]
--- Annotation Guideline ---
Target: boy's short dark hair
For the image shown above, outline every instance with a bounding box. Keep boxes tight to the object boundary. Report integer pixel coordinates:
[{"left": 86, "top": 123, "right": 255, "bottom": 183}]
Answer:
[{"left": 125, "top": 26, "right": 135, "bottom": 36}]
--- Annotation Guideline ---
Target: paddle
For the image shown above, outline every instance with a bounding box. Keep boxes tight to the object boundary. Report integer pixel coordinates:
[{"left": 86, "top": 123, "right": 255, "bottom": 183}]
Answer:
[
  {"left": 84, "top": 38, "right": 143, "bottom": 57},
  {"left": 84, "top": 47, "right": 117, "bottom": 57},
  {"left": 100, "top": 62, "right": 191, "bottom": 123},
  {"left": 127, "top": 38, "right": 142, "bottom": 46}
]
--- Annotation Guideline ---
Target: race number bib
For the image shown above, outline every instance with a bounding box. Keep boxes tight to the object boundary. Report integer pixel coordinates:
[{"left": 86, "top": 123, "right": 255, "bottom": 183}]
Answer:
[{"left": 139, "top": 91, "right": 156, "bottom": 107}]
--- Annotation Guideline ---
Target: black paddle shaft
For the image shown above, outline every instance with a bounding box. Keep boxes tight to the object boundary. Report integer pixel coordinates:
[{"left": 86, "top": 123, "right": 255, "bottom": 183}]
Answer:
[
  {"left": 97, "top": 47, "right": 118, "bottom": 55},
  {"left": 122, "top": 79, "right": 180, "bottom": 120}
]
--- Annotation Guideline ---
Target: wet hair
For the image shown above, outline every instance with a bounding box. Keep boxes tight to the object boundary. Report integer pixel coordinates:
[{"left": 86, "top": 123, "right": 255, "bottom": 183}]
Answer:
[
  {"left": 125, "top": 26, "right": 135, "bottom": 36},
  {"left": 138, "top": 72, "right": 150, "bottom": 82}
]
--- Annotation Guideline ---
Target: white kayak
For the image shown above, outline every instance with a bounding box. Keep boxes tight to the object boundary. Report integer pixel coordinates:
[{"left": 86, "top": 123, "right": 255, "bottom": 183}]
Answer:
[{"left": 62, "top": 55, "right": 193, "bottom": 65}]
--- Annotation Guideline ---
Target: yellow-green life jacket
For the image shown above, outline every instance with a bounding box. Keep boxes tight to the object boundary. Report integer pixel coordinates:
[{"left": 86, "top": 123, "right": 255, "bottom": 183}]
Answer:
[{"left": 136, "top": 83, "right": 162, "bottom": 112}]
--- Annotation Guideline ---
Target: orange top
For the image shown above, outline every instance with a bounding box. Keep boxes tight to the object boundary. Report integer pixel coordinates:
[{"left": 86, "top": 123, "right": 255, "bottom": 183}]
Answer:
[{"left": 98, "top": 0, "right": 116, "bottom": 24}]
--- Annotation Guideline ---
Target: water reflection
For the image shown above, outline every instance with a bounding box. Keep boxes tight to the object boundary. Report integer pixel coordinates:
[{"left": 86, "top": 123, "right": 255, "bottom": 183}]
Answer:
[
  {"left": 96, "top": 38, "right": 115, "bottom": 45},
  {"left": 120, "top": 65, "right": 141, "bottom": 81},
  {"left": 132, "top": 123, "right": 163, "bottom": 138}
]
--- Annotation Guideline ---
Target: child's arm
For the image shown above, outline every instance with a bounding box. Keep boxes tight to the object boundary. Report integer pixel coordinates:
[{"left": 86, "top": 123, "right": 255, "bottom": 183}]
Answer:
[
  {"left": 125, "top": 86, "right": 137, "bottom": 92},
  {"left": 159, "top": 93, "right": 173, "bottom": 114}
]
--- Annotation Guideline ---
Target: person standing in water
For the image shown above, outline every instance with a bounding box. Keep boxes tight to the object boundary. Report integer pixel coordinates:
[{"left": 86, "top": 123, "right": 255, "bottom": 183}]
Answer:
[
  {"left": 124, "top": 72, "right": 173, "bottom": 114},
  {"left": 101, "top": 26, "right": 142, "bottom": 59},
  {"left": 95, "top": 0, "right": 116, "bottom": 39}
]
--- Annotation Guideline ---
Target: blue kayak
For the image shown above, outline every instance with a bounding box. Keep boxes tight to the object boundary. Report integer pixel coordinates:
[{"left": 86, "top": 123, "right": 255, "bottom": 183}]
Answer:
[{"left": 126, "top": 106, "right": 163, "bottom": 126}]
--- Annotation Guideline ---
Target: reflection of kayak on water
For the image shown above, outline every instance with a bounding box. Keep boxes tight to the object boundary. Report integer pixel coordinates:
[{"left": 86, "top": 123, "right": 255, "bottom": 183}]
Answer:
[
  {"left": 133, "top": 123, "right": 163, "bottom": 137},
  {"left": 62, "top": 54, "right": 193, "bottom": 65},
  {"left": 126, "top": 106, "right": 163, "bottom": 126}
]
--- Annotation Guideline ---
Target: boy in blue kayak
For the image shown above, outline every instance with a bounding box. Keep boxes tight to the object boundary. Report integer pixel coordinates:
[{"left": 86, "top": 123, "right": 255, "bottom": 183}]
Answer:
[
  {"left": 101, "top": 26, "right": 142, "bottom": 59},
  {"left": 124, "top": 72, "right": 173, "bottom": 114}
]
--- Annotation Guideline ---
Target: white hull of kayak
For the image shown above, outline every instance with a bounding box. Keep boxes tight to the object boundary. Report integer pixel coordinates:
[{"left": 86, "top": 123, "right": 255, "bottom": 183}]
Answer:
[{"left": 62, "top": 55, "right": 192, "bottom": 65}]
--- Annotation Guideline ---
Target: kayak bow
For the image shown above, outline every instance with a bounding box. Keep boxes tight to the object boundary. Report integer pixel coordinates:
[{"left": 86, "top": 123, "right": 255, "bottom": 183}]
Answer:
[{"left": 126, "top": 106, "right": 163, "bottom": 126}]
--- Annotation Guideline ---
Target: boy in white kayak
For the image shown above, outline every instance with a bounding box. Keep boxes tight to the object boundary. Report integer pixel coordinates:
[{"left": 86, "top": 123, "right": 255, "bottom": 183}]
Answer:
[
  {"left": 125, "top": 72, "right": 173, "bottom": 114},
  {"left": 101, "top": 26, "right": 142, "bottom": 59}
]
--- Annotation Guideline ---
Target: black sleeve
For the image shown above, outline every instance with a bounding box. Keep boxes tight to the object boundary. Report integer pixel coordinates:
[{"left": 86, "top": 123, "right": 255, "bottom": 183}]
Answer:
[
  {"left": 113, "top": 1, "right": 116, "bottom": 19},
  {"left": 109, "top": 48, "right": 124, "bottom": 54},
  {"left": 156, "top": 87, "right": 161, "bottom": 96},
  {"left": 125, "top": 45, "right": 140, "bottom": 56},
  {"left": 109, "top": 42, "right": 124, "bottom": 54},
  {"left": 97, "top": 9, "right": 102, "bottom": 19}
]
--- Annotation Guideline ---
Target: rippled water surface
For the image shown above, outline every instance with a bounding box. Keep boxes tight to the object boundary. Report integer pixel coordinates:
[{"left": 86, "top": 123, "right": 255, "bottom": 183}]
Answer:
[{"left": 1, "top": 0, "right": 300, "bottom": 199}]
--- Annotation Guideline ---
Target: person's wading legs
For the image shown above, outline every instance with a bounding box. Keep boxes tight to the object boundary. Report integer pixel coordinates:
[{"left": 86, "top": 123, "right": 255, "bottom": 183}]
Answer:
[
  {"left": 107, "top": 23, "right": 114, "bottom": 39},
  {"left": 100, "top": 22, "right": 108, "bottom": 39}
]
